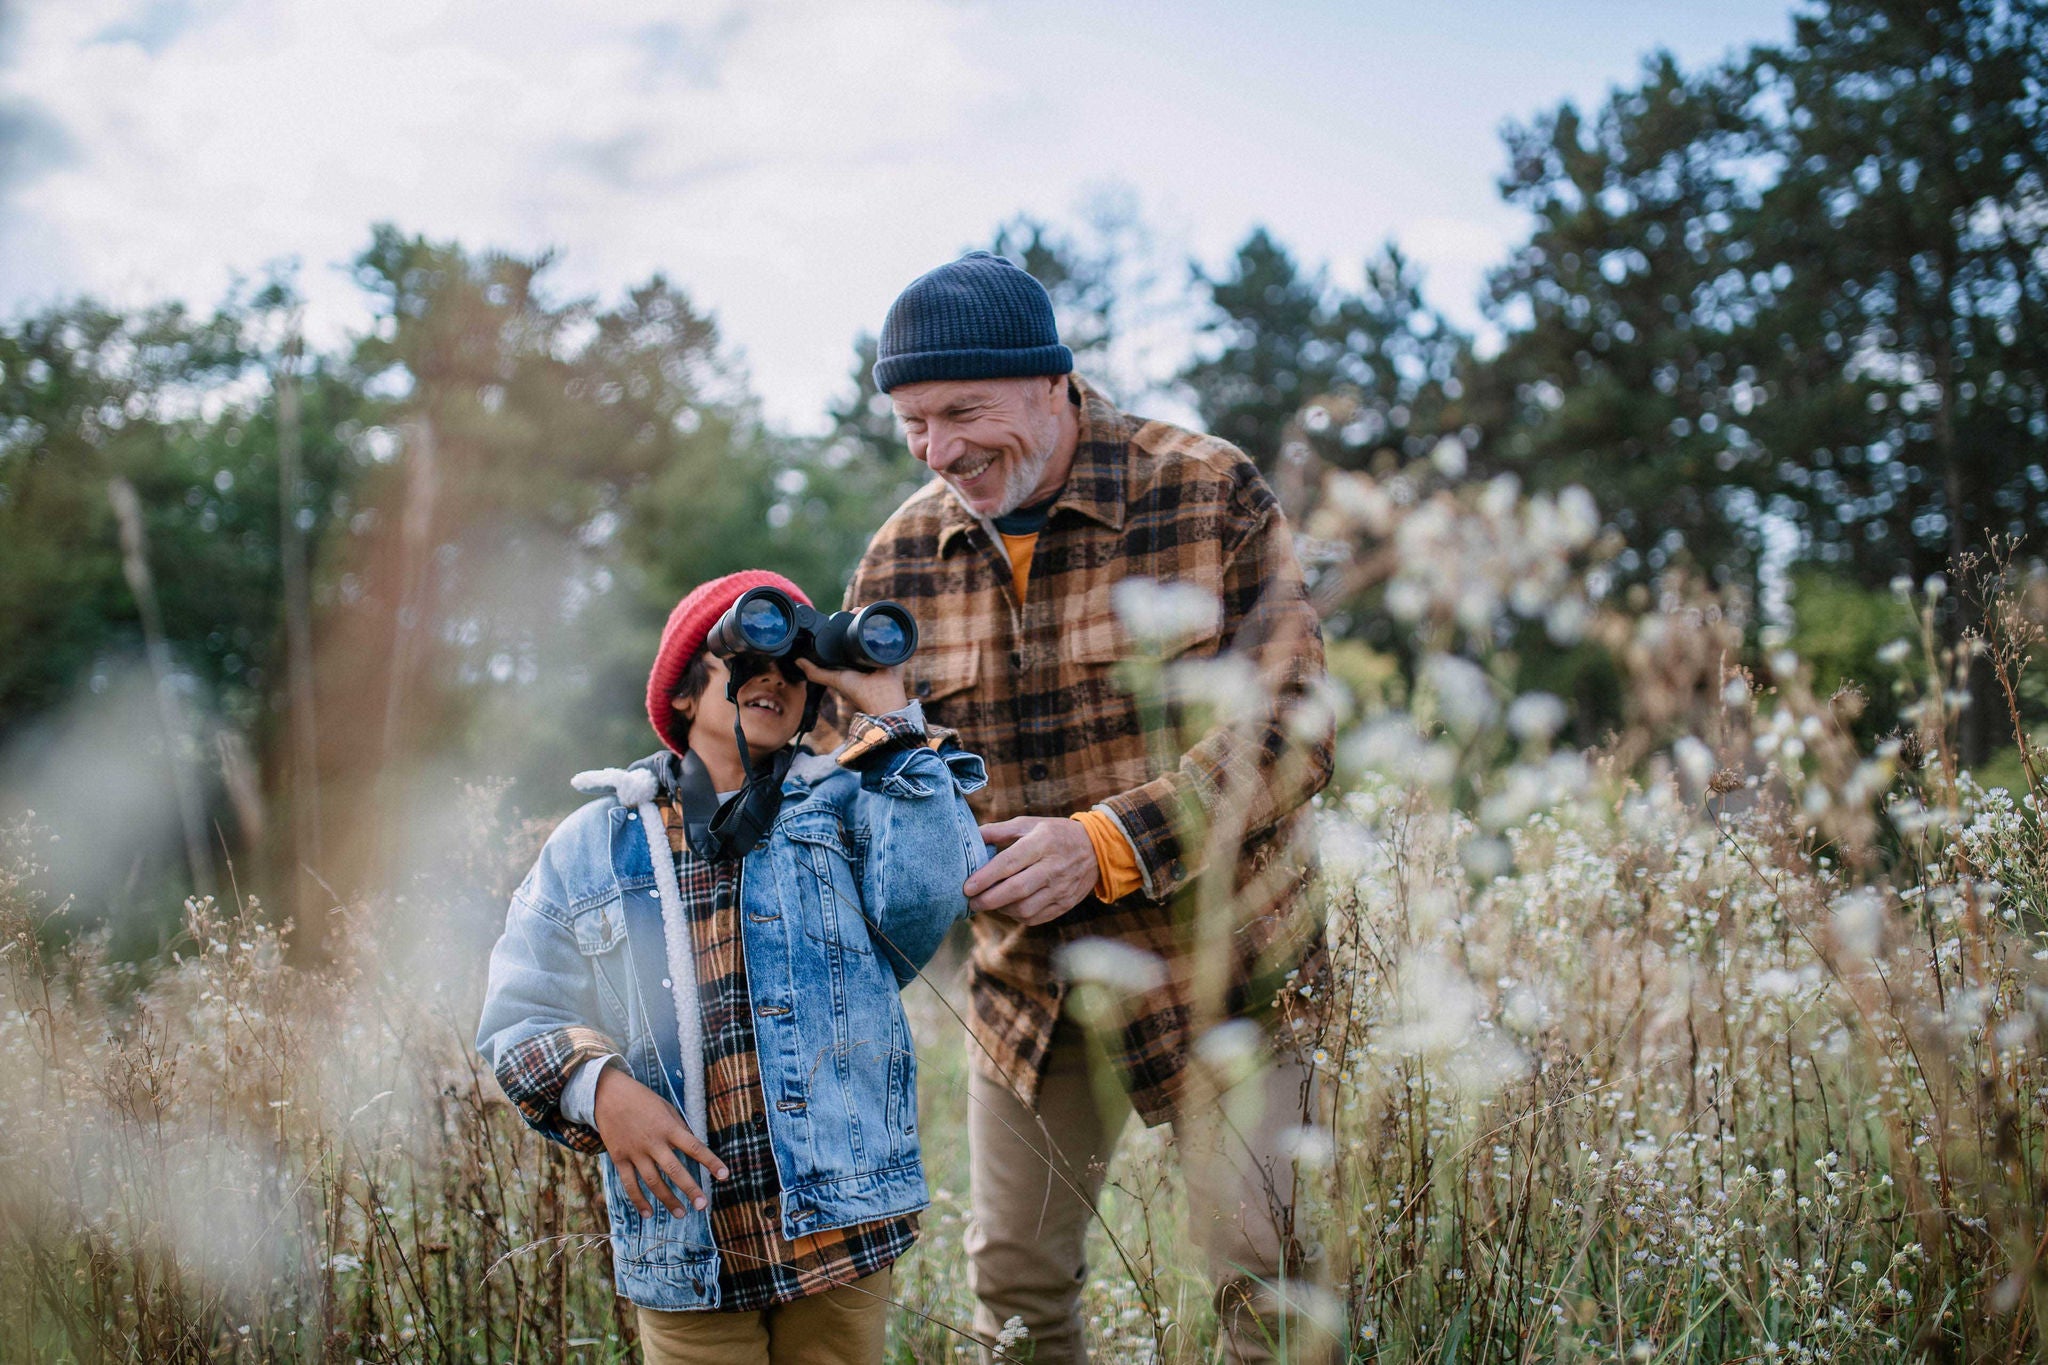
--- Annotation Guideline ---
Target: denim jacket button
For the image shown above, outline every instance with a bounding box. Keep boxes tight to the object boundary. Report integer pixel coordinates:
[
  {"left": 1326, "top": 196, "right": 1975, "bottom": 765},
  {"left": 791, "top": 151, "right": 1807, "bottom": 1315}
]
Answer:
[{"left": 661, "top": 978, "right": 672, "bottom": 989}]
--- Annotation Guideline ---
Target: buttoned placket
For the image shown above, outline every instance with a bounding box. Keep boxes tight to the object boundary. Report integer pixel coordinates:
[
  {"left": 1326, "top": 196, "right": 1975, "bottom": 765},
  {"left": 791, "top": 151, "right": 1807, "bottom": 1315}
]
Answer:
[{"left": 975, "top": 522, "right": 1056, "bottom": 808}]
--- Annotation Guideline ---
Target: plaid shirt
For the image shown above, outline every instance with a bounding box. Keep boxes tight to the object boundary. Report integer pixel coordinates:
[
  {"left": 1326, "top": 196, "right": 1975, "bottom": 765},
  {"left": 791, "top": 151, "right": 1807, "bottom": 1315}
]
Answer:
[
  {"left": 845, "top": 375, "right": 1332, "bottom": 1125},
  {"left": 494, "top": 712, "right": 930, "bottom": 1308}
]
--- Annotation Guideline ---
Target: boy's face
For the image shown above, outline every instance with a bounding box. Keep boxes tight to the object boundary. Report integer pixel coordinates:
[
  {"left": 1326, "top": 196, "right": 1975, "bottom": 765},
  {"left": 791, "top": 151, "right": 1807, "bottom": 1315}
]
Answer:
[{"left": 673, "top": 654, "right": 806, "bottom": 764}]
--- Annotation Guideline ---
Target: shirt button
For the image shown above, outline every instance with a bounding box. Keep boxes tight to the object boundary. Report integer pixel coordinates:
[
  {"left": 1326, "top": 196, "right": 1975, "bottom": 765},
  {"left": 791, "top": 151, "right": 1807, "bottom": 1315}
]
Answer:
[
  {"left": 660, "top": 978, "right": 672, "bottom": 989},
  {"left": 1028, "top": 762, "right": 1049, "bottom": 781}
]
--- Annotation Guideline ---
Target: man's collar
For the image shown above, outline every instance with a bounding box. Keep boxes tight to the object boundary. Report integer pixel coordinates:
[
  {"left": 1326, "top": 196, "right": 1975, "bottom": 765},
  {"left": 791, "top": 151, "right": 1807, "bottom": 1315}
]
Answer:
[{"left": 934, "top": 375, "right": 1127, "bottom": 554}]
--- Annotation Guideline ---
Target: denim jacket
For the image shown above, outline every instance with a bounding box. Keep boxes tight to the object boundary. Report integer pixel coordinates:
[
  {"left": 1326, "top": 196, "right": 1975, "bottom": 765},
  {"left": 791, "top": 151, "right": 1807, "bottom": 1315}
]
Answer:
[{"left": 475, "top": 716, "right": 987, "bottom": 1310}]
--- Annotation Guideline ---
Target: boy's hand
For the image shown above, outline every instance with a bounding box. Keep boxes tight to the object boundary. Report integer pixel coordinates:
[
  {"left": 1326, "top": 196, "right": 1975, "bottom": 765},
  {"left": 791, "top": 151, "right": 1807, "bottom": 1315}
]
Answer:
[
  {"left": 592, "top": 1066, "right": 728, "bottom": 1216},
  {"left": 795, "top": 658, "right": 909, "bottom": 719}
]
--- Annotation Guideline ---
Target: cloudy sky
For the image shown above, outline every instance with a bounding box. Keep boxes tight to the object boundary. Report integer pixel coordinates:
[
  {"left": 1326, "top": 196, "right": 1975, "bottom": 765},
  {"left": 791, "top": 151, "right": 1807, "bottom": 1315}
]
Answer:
[{"left": 0, "top": 0, "right": 1797, "bottom": 431}]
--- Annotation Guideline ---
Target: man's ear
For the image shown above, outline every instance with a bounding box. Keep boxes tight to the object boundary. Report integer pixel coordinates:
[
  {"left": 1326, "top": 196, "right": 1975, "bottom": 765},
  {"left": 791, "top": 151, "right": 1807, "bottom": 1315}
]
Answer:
[{"left": 671, "top": 694, "right": 694, "bottom": 720}]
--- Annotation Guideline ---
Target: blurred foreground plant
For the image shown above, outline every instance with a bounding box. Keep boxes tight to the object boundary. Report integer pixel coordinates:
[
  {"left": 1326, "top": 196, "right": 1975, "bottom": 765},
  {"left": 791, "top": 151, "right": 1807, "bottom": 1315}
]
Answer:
[{"left": 1, "top": 457, "right": 2043, "bottom": 1363}]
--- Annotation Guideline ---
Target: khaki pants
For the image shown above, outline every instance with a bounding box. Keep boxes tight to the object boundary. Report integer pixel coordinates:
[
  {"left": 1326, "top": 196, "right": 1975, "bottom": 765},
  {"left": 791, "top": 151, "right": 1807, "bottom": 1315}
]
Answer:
[
  {"left": 965, "top": 1018, "right": 1334, "bottom": 1365},
  {"left": 636, "top": 1269, "right": 892, "bottom": 1365}
]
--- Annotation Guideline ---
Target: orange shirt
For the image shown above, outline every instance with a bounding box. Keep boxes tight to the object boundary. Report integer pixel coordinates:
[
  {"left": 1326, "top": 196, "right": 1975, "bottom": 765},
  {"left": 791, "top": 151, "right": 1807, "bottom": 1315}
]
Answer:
[{"left": 996, "top": 529, "right": 1037, "bottom": 603}]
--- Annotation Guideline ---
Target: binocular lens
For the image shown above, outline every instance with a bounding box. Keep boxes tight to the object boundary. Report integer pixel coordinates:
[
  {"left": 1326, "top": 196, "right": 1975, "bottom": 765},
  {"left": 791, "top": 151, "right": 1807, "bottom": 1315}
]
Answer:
[
  {"left": 735, "top": 595, "right": 793, "bottom": 650},
  {"left": 706, "top": 585, "right": 917, "bottom": 673},
  {"left": 856, "top": 611, "right": 911, "bottom": 665}
]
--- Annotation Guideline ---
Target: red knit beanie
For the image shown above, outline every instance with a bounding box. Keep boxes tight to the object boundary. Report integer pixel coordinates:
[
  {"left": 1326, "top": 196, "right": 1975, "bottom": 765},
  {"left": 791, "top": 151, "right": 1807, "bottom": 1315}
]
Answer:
[{"left": 646, "top": 570, "right": 812, "bottom": 755}]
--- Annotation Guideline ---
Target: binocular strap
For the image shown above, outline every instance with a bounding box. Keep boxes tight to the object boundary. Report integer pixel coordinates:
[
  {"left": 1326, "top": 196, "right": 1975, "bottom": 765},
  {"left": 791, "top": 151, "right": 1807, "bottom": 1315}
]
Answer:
[{"left": 672, "top": 676, "right": 824, "bottom": 861}]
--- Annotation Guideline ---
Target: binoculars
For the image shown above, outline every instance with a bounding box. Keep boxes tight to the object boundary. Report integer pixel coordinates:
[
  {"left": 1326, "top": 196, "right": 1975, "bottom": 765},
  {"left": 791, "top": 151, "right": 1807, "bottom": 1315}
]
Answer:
[{"left": 707, "top": 586, "right": 919, "bottom": 673}]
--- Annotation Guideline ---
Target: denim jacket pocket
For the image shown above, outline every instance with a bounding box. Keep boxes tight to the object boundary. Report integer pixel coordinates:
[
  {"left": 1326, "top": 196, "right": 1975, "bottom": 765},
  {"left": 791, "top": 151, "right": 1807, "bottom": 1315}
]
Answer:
[
  {"left": 600, "top": 1152, "right": 717, "bottom": 1286},
  {"left": 571, "top": 899, "right": 632, "bottom": 1039},
  {"left": 778, "top": 810, "right": 874, "bottom": 956}
]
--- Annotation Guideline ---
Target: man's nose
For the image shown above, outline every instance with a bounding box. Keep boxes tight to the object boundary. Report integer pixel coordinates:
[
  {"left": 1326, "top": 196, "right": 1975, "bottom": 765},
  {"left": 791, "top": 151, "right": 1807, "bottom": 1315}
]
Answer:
[{"left": 924, "top": 424, "right": 966, "bottom": 471}]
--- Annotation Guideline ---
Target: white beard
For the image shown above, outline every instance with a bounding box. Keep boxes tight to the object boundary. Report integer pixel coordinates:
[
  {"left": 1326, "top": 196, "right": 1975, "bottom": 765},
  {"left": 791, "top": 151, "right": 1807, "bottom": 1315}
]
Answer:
[{"left": 943, "top": 439, "right": 1059, "bottom": 520}]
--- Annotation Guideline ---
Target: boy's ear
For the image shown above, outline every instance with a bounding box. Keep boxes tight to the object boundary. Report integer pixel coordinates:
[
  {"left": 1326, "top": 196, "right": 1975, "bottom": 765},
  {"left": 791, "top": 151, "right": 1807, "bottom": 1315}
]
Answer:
[{"left": 671, "top": 695, "right": 694, "bottom": 720}]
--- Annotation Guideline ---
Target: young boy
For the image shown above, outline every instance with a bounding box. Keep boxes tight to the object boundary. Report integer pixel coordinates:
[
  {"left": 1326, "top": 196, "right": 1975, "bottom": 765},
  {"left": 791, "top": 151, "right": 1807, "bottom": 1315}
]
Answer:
[{"left": 477, "top": 570, "right": 987, "bottom": 1364}]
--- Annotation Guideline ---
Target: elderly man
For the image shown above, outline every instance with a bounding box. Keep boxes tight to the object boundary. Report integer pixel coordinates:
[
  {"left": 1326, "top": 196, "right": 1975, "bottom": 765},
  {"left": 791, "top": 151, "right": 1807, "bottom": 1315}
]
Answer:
[{"left": 845, "top": 252, "right": 1335, "bottom": 1364}]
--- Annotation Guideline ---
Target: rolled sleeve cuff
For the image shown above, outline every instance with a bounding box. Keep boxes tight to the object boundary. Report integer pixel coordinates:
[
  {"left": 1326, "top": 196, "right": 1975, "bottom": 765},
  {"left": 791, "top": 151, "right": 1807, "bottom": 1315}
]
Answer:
[
  {"left": 559, "top": 1053, "right": 620, "bottom": 1129},
  {"left": 494, "top": 1024, "right": 619, "bottom": 1154},
  {"left": 1071, "top": 808, "right": 1145, "bottom": 903},
  {"left": 837, "top": 700, "right": 931, "bottom": 770},
  {"left": 1096, "top": 780, "right": 1197, "bottom": 903}
]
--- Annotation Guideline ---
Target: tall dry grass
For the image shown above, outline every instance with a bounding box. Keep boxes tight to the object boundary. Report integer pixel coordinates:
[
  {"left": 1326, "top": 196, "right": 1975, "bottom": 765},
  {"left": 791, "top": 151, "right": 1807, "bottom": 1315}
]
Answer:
[{"left": 1, "top": 460, "right": 2042, "bottom": 1362}]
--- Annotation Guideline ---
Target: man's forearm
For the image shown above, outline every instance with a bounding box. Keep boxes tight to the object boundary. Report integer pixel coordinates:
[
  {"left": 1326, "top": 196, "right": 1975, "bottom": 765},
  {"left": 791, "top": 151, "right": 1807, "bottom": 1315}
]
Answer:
[{"left": 1096, "top": 517, "right": 1333, "bottom": 903}]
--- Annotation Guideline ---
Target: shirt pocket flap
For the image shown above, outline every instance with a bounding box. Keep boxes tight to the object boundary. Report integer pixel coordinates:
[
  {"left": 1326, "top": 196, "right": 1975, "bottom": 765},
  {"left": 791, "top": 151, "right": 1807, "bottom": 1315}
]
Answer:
[
  {"left": 1068, "top": 578, "right": 1225, "bottom": 666},
  {"left": 909, "top": 644, "right": 979, "bottom": 704}
]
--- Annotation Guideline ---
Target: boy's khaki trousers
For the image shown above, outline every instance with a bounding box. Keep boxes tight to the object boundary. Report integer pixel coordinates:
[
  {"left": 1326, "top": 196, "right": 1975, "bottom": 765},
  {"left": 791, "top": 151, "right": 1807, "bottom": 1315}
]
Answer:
[
  {"left": 965, "top": 1017, "right": 1336, "bottom": 1365},
  {"left": 635, "top": 1270, "right": 891, "bottom": 1365}
]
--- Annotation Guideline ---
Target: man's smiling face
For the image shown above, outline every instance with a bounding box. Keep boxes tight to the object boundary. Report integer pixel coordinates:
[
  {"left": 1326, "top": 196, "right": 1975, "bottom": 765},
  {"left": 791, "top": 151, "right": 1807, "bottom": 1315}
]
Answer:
[{"left": 890, "top": 374, "right": 1072, "bottom": 518}]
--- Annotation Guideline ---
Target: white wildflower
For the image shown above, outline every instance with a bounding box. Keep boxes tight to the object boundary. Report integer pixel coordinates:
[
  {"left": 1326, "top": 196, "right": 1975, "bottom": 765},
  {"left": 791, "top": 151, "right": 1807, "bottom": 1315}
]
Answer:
[
  {"left": 1831, "top": 888, "right": 1886, "bottom": 960},
  {"left": 1555, "top": 485, "right": 1599, "bottom": 548},
  {"left": 1424, "top": 653, "right": 1496, "bottom": 736},
  {"left": 1506, "top": 691, "right": 1567, "bottom": 743},
  {"left": 1545, "top": 596, "right": 1590, "bottom": 643},
  {"left": 1193, "top": 1019, "right": 1263, "bottom": 1075},
  {"left": 1429, "top": 434, "right": 1468, "bottom": 479},
  {"left": 1164, "top": 656, "right": 1263, "bottom": 722},
  {"left": 1110, "top": 577, "right": 1220, "bottom": 651},
  {"left": 1674, "top": 735, "right": 1716, "bottom": 790},
  {"left": 1277, "top": 1124, "right": 1336, "bottom": 1169},
  {"left": 994, "top": 1315, "right": 1031, "bottom": 1352},
  {"left": 1755, "top": 968, "right": 1801, "bottom": 998},
  {"left": 1054, "top": 938, "right": 1167, "bottom": 994}
]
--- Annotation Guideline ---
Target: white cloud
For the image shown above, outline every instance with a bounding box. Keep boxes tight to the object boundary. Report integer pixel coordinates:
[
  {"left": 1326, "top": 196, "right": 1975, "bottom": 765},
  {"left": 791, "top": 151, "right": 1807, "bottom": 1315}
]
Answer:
[
  {"left": 0, "top": 0, "right": 1797, "bottom": 430},
  {"left": 0, "top": 0, "right": 998, "bottom": 424}
]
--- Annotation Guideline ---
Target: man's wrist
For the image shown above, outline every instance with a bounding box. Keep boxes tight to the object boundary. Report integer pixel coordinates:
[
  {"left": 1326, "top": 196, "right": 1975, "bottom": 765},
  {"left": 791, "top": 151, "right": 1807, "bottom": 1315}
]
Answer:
[{"left": 1070, "top": 808, "right": 1144, "bottom": 903}]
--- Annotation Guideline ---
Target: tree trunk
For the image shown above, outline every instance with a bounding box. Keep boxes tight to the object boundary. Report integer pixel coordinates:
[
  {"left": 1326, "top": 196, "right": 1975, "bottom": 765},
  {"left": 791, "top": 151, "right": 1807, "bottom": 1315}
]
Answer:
[
  {"left": 107, "top": 476, "right": 217, "bottom": 903},
  {"left": 275, "top": 329, "right": 323, "bottom": 923}
]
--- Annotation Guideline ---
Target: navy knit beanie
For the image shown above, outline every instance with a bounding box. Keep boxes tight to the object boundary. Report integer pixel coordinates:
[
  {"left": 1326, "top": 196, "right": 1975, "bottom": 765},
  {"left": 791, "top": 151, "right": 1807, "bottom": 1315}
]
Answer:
[{"left": 872, "top": 251, "right": 1074, "bottom": 393}]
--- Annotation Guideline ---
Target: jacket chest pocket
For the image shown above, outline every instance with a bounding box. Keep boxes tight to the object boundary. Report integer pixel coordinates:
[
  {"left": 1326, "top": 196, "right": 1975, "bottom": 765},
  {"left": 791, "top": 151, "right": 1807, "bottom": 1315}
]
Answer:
[
  {"left": 573, "top": 900, "right": 631, "bottom": 1035},
  {"left": 777, "top": 811, "right": 873, "bottom": 956}
]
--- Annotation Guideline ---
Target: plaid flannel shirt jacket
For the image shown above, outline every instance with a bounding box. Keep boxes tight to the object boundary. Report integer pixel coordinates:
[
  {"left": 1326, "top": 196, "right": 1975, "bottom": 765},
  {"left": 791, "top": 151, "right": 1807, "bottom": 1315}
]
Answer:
[{"left": 846, "top": 375, "right": 1333, "bottom": 1125}]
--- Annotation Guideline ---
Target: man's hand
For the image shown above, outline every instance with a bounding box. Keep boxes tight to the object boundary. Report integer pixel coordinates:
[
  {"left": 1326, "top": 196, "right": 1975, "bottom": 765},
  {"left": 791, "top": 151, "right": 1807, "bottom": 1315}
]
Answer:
[
  {"left": 965, "top": 816, "right": 1098, "bottom": 926},
  {"left": 592, "top": 1065, "right": 728, "bottom": 1216},
  {"left": 795, "top": 658, "right": 910, "bottom": 720}
]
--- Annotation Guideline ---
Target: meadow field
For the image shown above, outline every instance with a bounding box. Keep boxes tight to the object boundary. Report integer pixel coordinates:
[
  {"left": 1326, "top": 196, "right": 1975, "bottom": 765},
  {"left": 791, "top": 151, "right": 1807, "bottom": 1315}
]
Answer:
[{"left": 1, "top": 464, "right": 2042, "bottom": 1364}]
